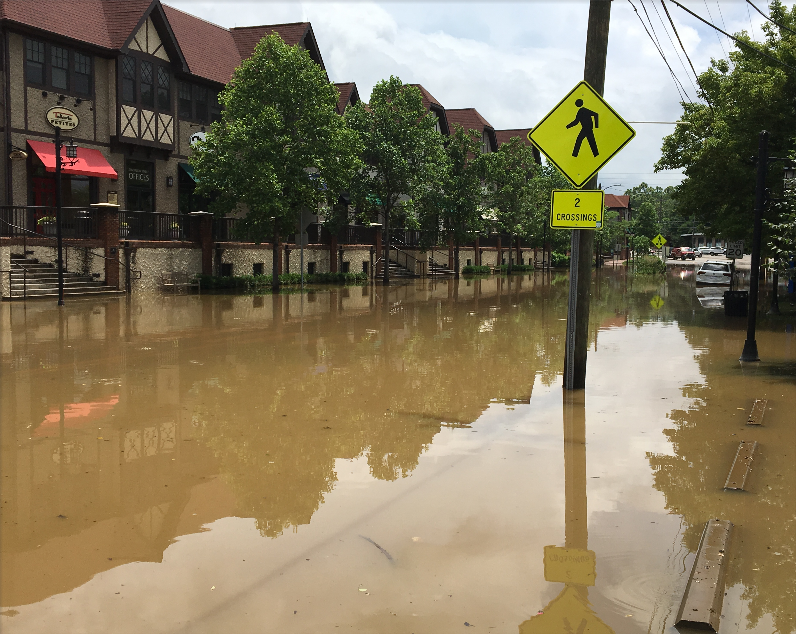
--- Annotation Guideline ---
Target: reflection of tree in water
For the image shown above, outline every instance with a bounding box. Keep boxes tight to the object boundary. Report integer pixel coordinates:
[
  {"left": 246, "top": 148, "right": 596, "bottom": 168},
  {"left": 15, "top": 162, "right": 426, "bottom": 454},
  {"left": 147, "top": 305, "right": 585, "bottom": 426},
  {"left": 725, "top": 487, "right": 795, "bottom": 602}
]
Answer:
[
  {"left": 647, "top": 353, "right": 795, "bottom": 631},
  {"left": 191, "top": 276, "right": 577, "bottom": 537}
]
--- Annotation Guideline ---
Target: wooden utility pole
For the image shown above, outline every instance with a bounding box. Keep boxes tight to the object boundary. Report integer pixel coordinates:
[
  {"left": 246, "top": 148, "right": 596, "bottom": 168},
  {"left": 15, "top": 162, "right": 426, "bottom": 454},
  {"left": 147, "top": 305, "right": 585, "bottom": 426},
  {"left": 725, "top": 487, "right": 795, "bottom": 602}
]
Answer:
[{"left": 564, "top": 0, "right": 611, "bottom": 390}]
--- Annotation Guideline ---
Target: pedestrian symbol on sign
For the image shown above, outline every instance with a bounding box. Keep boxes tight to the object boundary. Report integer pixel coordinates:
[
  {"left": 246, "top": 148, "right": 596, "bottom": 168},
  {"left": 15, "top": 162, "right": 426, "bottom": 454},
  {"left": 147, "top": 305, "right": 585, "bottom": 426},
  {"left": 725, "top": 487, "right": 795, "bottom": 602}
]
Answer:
[{"left": 567, "top": 99, "right": 599, "bottom": 158}]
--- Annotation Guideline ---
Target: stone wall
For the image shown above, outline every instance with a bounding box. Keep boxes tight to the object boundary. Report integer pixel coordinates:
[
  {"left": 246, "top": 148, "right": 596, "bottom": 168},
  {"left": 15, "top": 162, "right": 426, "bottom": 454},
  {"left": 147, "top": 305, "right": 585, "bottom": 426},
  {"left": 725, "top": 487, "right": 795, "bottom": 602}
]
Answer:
[
  {"left": 127, "top": 246, "right": 202, "bottom": 293},
  {"left": 0, "top": 245, "right": 10, "bottom": 298}
]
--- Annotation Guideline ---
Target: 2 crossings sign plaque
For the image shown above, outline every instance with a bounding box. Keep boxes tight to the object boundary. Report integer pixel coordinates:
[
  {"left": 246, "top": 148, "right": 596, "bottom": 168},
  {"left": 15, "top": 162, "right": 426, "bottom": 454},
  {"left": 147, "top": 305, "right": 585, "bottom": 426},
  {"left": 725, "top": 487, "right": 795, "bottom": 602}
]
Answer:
[
  {"left": 529, "top": 81, "right": 635, "bottom": 189},
  {"left": 550, "top": 190, "right": 604, "bottom": 229}
]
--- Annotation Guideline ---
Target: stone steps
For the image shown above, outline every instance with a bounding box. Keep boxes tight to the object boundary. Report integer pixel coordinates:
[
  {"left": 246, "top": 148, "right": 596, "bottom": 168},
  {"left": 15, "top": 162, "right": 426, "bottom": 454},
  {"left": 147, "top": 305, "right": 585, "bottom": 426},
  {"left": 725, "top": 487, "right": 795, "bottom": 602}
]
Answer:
[{"left": 7, "top": 256, "right": 123, "bottom": 300}]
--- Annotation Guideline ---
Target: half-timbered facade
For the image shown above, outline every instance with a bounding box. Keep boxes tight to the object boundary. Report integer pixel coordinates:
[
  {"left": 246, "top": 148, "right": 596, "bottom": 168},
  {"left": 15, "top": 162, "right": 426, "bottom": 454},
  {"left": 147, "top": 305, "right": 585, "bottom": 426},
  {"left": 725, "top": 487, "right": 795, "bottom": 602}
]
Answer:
[{"left": 0, "top": 0, "right": 326, "bottom": 214}]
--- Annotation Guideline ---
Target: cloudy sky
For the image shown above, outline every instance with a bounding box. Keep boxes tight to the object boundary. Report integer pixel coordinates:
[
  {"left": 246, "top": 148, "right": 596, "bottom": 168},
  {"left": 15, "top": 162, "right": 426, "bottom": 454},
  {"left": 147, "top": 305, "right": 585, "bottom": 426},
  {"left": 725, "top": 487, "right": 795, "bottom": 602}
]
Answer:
[{"left": 169, "top": 0, "right": 771, "bottom": 191}]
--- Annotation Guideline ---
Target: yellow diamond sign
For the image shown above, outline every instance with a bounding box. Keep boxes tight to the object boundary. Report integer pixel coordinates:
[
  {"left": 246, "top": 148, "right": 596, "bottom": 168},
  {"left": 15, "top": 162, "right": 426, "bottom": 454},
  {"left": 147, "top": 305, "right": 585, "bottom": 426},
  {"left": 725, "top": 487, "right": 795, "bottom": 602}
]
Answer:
[
  {"left": 529, "top": 81, "right": 635, "bottom": 188},
  {"left": 651, "top": 233, "right": 667, "bottom": 249}
]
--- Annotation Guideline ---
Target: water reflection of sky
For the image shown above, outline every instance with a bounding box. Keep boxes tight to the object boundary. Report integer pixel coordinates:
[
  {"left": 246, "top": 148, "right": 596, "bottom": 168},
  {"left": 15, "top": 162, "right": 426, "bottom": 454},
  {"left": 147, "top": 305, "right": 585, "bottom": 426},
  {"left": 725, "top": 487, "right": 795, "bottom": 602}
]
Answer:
[{"left": 1, "top": 271, "right": 793, "bottom": 634}]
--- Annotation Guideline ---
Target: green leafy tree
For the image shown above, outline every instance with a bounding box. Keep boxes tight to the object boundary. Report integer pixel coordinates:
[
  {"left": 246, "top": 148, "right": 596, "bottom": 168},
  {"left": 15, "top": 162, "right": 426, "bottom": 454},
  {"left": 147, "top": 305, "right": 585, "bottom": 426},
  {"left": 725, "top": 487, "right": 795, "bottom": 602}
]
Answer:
[
  {"left": 525, "top": 162, "right": 574, "bottom": 255},
  {"left": 346, "top": 77, "right": 446, "bottom": 283},
  {"left": 625, "top": 183, "right": 689, "bottom": 243},
  {"left": 483, "top": 137, "right": 539, "bottom": 272},
  {"left": 630, "top": 200, "right": 660, "bottom": 240},
  {"left": 192, "top": 34, "right": 361, "bottom": 289},
  {"left": 438, "top": 124, "right": 485, "bottom": 276},
  {"left": 656, "top": 1, "right": 796, "bottom": 241},
  {"left": 766, "top": 180, "right": 796, "bottom": 280}
]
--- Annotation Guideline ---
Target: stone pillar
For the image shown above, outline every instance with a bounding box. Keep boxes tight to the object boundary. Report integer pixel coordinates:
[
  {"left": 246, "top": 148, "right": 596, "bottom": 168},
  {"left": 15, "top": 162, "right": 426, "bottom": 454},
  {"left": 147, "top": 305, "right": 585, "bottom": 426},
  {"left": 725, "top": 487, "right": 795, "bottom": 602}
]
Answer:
[
  {"left": 191, "top": 211, "right": 213, "bottom": 276},
  {"left": 496, "top": 236, "right": 502, "bottom": 267},
  {"left": 277, "top": 241, "right": 284, "bottom": 276},
  {"left": 330, "top": 236, "right": 338, "bottom": 273},
  {"left": 448, "top": 234, "right": 454, "bottom": 271},
  {"left": 474, "top": 237, "right": 480, "bottom": 266},
  {"left": 93, "top": 203, "right": 120, "bottom": 289}
]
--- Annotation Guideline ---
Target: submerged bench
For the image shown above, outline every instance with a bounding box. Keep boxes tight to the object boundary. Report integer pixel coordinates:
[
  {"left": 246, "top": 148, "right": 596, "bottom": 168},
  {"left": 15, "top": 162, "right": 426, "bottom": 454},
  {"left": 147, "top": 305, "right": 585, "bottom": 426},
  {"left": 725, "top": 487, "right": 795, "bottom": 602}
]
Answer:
[{"left": 161, "top": 272, "right": 200, "bottom": 293}]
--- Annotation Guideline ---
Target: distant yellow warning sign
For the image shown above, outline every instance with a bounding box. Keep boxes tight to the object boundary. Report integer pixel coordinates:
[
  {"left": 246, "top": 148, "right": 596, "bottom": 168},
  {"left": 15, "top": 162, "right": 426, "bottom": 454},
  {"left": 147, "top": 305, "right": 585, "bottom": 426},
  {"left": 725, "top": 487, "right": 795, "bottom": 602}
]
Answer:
[
  {"left": 550, "top": 190, "right": 604, "bottom": 229},
  {"left": 529, "top": 81, "right": 635, "bottom": 188},
  {"left": 650, "top": 295, "right": 664, "bottom": 310},
  {"left": 651, "top": 234, "right": 667, "bottom": 250}
]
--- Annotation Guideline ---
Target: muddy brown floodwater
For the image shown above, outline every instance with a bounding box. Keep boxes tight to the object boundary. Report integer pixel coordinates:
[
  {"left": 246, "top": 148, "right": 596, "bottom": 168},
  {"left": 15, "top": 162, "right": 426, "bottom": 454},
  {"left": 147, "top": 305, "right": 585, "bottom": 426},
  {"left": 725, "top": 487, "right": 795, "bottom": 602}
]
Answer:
[{"left": 1, "top": 268, "right": 794, "bottom": 634}]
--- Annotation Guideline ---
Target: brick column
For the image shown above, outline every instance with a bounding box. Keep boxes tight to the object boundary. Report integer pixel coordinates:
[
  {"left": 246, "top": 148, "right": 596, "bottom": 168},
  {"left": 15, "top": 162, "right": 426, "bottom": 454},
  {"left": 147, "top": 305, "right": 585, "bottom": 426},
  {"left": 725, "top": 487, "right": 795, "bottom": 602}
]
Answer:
[
  {"left": 191, "top": 212, "right": 213, "bottom": 275},
  {"left": 474, "top": 237, "right": 480, "bottom": 265},
  {"left": 448, "top": 233, "right": 454, "bottom": 270},
  {"left": 375, "top": 231, "right": 382, "bottom": 276},
  {"left": 93, "top": 203, "right": 120, "bottom": 289}
]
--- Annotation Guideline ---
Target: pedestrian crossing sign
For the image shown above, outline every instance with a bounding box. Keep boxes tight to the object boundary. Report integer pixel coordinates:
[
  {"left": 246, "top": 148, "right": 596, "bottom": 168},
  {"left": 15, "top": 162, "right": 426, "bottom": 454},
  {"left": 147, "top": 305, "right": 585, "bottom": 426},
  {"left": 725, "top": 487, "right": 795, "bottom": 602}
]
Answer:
[{"left": 529, "top": 81, "right": 635, "bottom": 189}]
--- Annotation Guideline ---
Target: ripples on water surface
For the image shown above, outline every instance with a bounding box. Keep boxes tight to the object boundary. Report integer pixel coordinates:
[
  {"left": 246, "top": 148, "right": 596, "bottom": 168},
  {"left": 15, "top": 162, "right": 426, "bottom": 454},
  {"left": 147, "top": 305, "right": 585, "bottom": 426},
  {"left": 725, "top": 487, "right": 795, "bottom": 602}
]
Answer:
[{"left": 1, "top": 269, "right": 794, "bottom": 633}]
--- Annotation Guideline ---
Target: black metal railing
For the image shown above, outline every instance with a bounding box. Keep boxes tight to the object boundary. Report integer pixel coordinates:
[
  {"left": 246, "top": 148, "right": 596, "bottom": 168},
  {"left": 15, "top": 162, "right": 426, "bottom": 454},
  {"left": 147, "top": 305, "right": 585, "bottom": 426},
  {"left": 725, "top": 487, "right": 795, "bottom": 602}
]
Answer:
[
  {"left": 120, "top": 211, "right": 196, "bottom": 241},
  {"left": 1, "top": 206, "right": 98, "bottom": 239}
]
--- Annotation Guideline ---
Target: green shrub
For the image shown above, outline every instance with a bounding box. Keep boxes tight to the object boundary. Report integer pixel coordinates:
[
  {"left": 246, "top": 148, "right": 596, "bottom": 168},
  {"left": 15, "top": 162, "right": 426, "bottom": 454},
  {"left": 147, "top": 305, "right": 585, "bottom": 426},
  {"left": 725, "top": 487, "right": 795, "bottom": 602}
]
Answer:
[
  {"left": 462, "top": 265, "right": 491, "bottom": 275},
  {"left": 496, "top": 263, "right": 533, "bottom": 273},
  {"left": 197, "top": 271, "right": 368, "bottom": 291},
  {"left": 551, "top": 252, "right": 570, "bottom": 268},
  {"left": 633, "top": 255, "right": 667, "bottom": 275}
]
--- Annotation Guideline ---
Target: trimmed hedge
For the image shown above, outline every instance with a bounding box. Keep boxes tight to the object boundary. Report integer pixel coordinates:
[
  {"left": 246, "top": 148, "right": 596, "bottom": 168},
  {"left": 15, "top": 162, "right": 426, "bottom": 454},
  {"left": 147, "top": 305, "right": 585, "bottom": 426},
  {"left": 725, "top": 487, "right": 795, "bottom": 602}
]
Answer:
[
  {"left": 551, "top": 252, "right": 570, "bottom": 268},
  {"left": 198, "top": 271, "right": 367, "bottom": 290},
  {"left": 462, "top": 265, "right": 491, "bottom": 275}
]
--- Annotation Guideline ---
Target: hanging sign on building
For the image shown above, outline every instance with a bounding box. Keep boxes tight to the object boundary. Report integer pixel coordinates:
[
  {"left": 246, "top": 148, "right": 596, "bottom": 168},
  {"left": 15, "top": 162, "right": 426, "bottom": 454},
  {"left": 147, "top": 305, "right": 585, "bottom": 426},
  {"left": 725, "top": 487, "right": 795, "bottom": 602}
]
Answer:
[
  {"left": 550, "top": 190, "right": 604, "bottom": 229},
  {"left": 45, "top": 106, "right": 80, "bottom": 131}
]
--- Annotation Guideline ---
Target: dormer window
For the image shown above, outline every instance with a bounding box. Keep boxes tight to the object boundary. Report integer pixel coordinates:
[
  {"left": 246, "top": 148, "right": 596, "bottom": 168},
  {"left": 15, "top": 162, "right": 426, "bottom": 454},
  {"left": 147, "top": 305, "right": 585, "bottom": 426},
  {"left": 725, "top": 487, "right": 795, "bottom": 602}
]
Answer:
[{"left": 120, "top": 54, "right": 171, "bottom": 112}]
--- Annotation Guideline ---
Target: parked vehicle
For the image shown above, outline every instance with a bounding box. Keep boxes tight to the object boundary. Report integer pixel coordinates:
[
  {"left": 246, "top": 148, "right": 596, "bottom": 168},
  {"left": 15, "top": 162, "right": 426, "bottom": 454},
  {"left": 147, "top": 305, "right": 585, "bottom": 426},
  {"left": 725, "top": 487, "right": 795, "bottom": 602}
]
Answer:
[
  {"left": 696, "top": 260, "right": 733, "bottom": 284},
  {"left": 670, "top": 246, "right": 697, "bottom": 260},
  {"left": 698, "top": 246, "right": 725, "bottom": 256}
]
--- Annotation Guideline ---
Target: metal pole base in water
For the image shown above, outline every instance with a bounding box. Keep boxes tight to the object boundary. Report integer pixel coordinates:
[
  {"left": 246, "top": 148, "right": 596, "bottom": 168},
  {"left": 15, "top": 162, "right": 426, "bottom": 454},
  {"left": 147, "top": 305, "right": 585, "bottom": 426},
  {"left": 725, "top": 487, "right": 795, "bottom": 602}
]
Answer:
[{"left": 740, "top": 339, "right": 759, "bottom": 363}]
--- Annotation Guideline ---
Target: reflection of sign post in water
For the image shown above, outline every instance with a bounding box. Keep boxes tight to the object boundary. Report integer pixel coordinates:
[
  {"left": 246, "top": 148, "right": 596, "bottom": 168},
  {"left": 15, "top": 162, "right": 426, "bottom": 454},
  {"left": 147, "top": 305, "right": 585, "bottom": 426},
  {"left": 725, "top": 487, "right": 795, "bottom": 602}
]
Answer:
[{"left": 519, "top": 392, "right": 615, "bottom": 634}]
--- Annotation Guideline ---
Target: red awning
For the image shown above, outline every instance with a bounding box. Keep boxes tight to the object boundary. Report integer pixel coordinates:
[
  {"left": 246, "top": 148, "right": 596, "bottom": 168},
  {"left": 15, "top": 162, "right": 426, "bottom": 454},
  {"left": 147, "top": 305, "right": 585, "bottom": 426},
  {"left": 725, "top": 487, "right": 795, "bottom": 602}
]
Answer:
[{"left": 27, "top": 140, "right": 118, "bottom": 179}]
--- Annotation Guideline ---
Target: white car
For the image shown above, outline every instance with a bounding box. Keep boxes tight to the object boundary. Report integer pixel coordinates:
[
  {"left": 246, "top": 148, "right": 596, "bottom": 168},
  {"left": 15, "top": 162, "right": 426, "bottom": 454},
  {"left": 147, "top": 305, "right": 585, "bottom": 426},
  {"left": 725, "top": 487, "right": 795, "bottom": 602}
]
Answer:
[
  {"left": 696, "top": 260, "right": 732, "bottom": 284},
  {"left": 698, "top": 246, "right": 725, "bottom": 256}
]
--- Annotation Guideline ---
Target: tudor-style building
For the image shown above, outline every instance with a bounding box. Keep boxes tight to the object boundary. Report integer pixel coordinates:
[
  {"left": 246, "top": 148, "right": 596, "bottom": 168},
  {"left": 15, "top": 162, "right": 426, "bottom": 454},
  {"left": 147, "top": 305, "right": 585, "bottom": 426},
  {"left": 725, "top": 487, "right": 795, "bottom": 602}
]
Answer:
[{"left": 0, "top": 0, "right": 327, "bottom": 215}]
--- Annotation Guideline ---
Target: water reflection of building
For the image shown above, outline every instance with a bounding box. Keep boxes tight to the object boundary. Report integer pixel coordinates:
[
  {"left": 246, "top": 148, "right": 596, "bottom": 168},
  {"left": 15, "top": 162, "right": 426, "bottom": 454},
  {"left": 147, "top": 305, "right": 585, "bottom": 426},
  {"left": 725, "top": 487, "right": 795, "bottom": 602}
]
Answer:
[{"left": 1, "top": 274, "right": 569, "bottom": 607}]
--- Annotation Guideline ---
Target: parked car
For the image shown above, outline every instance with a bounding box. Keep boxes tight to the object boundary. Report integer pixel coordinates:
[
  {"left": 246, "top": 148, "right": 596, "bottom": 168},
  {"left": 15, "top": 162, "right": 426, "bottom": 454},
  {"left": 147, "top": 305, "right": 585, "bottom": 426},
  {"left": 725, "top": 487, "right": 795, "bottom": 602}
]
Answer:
[
  {"left": 698, "top": 246, "right": 725, "bottom": 256},
  {"left": 696, "top": 260, "right": 732, "bottom": 284},
  {"left": 670, "top": 246, "right": 697, "bottom": 260}
]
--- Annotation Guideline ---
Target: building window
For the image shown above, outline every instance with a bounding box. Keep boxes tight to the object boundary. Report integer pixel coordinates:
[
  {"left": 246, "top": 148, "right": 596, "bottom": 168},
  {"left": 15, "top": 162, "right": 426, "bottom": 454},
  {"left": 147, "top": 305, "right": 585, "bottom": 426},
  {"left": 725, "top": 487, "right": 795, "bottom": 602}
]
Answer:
[
  {"left": 253, "top": 263, "right": 264, "bottom": 276},
  {"left": 51, "top": 46, "right": 69, "bottom": 90},
  {"left": 121, "top": 55, "right": 136, "bottom": 103},
  {"left": 125, "top": 159, "right": 154, "bottom": 212},
  {"left": 140, "top": 60, "right": 154, "bottom": 107},
  {"left": 178, "top": 81, "right": 192, "bottom": 118},
  {"left": 74, "top": 52, "right": 91, "bottom": 95},
  {"left": 194, "top": 85, "right": 208, "bottom": 122},
  {"left": 210, "top": 92, "right": 222, "bottom": 123},
  {"left": 157, "top": 67, "right": 170, "bottom": 110},
  {"left": 26, "top": 39, "right": 45, "bottom": 85},
  {"left": 26, "top": 40, "right": 92, "bottom": 95}
]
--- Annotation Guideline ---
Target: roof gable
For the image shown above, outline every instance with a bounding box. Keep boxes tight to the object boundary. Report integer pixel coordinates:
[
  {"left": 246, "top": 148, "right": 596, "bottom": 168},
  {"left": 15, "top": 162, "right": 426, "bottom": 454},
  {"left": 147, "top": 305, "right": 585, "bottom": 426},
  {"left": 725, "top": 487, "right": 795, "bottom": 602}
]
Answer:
[
  {"left": 230, "top": 22, "right": 324, "bottom": 70},
  {"left": 446, "top": 108, "right": 495, "bottom": 150},
  {"left": 121, "top": 2, "right": 187, "bottom": 71},
  {"left": 334, "top": 82, "right": 359, "bottom": 115},
  {"left": 408, "top": 84, "right": 449, "bottom": 135},
  {"left": 605, "top": 194, "right": 629, "bottom": 209}
]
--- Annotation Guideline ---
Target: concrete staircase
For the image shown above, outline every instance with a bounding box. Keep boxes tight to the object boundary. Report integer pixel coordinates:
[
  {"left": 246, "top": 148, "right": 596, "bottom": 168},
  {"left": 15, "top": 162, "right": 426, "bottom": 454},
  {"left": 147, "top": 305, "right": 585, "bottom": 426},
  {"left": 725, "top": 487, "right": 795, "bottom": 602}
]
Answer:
[
  {"left": 428, "top": 258, "right": 456, "bottom": 276},
  {"left": 7, "top": 254, "right": 124, "bottom": 300}
]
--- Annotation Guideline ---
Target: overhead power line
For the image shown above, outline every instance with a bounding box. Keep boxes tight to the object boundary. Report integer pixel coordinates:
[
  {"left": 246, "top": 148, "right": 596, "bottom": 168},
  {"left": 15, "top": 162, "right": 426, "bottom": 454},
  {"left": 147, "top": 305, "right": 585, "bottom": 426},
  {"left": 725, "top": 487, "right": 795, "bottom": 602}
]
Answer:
[
  {"left": 651, "top": 0, "right": 701, "bottom": 97},
  {"left": 668, "top": 0, "right": 796, "bottom": 71},
  {"left": 628, "top": 0, "right": 692, "bottom": 102},
  {"left": 638, "top": 0, "right": 692, "bottom": 100},
  {"left": 745, "top": 0, "right": 796, "bottom": 37},
  {"left": 660, "top": 0, "right": 714, "bottom": 109}
]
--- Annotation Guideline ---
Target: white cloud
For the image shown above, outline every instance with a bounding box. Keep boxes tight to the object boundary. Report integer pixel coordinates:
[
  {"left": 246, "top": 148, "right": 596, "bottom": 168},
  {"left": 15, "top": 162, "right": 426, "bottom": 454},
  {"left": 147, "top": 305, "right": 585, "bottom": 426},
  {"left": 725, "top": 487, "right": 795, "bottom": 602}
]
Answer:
[{"left": 166, "top": 0, "right": 769, "bottom": 189}]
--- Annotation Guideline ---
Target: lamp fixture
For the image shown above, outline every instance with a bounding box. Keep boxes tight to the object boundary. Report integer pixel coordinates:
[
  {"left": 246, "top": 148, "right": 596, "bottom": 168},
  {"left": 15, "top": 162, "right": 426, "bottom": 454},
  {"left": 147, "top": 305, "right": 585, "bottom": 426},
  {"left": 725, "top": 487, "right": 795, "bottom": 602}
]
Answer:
[
  {"left": 166, "top": 175, "right": 174, "bottom": 187},
  {"left": 65, "top": 138, "right": 78, "bottom": 159}
]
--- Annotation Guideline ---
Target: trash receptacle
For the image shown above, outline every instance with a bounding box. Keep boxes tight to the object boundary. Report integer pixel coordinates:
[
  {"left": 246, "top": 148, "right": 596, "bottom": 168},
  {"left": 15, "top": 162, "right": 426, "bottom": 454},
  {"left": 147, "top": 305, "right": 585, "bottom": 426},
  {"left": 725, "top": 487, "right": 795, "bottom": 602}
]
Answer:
[{"left": 724, "top": 290, "right": 748, "bottom": 317}]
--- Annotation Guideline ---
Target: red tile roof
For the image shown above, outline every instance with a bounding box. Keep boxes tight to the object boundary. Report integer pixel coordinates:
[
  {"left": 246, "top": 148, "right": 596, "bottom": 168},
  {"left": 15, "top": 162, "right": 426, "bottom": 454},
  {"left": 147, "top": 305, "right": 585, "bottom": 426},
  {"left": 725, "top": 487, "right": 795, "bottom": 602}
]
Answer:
[
  {"left": 445, "top": 108, "right": 494, "bottom": 134},
  {"left": 408, "top": 84, "right": 444, "bottom": 111},
  {"left": 0, "top": 0, "right": 152, "bottom": 49},
  {"left": 605, "top": 194, "right": 629, "bottom": 209},
  {"left": 162, "top": 4, "right": 241, "bottom": 84},
  {"left": 230, "top": 22, "right": 310, "bottom": 59},
  {"left": 495, "top": 129, "right": 532, "bottom": 147},
  {"left": 334, "top": 82, "right": 359, "bottom": 115}
]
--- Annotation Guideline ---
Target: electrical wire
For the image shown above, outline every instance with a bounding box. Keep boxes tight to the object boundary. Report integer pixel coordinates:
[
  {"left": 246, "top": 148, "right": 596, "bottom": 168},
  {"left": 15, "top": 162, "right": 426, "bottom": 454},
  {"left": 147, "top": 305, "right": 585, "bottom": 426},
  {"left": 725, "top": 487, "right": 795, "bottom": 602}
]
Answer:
[
  {"left": 669, "top": 0, "right": 796, "bottom": 71},
  {"left": 639, "top": 0, "right": 692, "bottom": 100},
  {"left": 714, "top": 1, "right": 733, "bottom": 52},
  {"left": 661, "top": 0, "right": 713, "bottom": 108},
  {"left": 745, "top": 0, "right": 796, "bottom": 37},
  {"left": 651, "top": 0, "right": 700, "bottom": 98},
  {"left": 629, "top": 0, "right": 691, "bottom": 102},
  {"left": 703, "top": 0, "right": 729, "bottom": 59},
  {"left": 746, "top": 2, "right": 757, "bottom": 41}
]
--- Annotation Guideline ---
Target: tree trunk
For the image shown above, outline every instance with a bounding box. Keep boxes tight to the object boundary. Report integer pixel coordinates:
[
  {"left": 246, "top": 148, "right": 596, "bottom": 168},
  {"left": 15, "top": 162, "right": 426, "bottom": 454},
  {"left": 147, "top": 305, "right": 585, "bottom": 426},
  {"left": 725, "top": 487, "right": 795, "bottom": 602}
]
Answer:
[{"left": 272, "top": 229, "right": 280, "bottom": 292}]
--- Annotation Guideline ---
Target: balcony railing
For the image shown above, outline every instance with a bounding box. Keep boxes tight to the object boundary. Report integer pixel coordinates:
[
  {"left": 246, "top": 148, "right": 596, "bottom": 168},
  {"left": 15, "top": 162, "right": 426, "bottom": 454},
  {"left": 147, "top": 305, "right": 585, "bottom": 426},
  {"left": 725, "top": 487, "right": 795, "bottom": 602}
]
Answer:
[
  {"left": 1, "top": 206, "right": 98, "bottom": 239},
  {"left": 119, "top": 211, "right": 196, "bottom": 241}
]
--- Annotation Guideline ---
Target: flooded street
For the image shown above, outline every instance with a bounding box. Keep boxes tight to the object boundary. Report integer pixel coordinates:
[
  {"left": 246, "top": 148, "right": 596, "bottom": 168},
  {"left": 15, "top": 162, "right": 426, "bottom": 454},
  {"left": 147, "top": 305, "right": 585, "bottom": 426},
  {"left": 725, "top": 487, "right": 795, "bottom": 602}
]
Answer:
[{"left": 1, "top": 268, "right": 794, "bottom": 634}]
